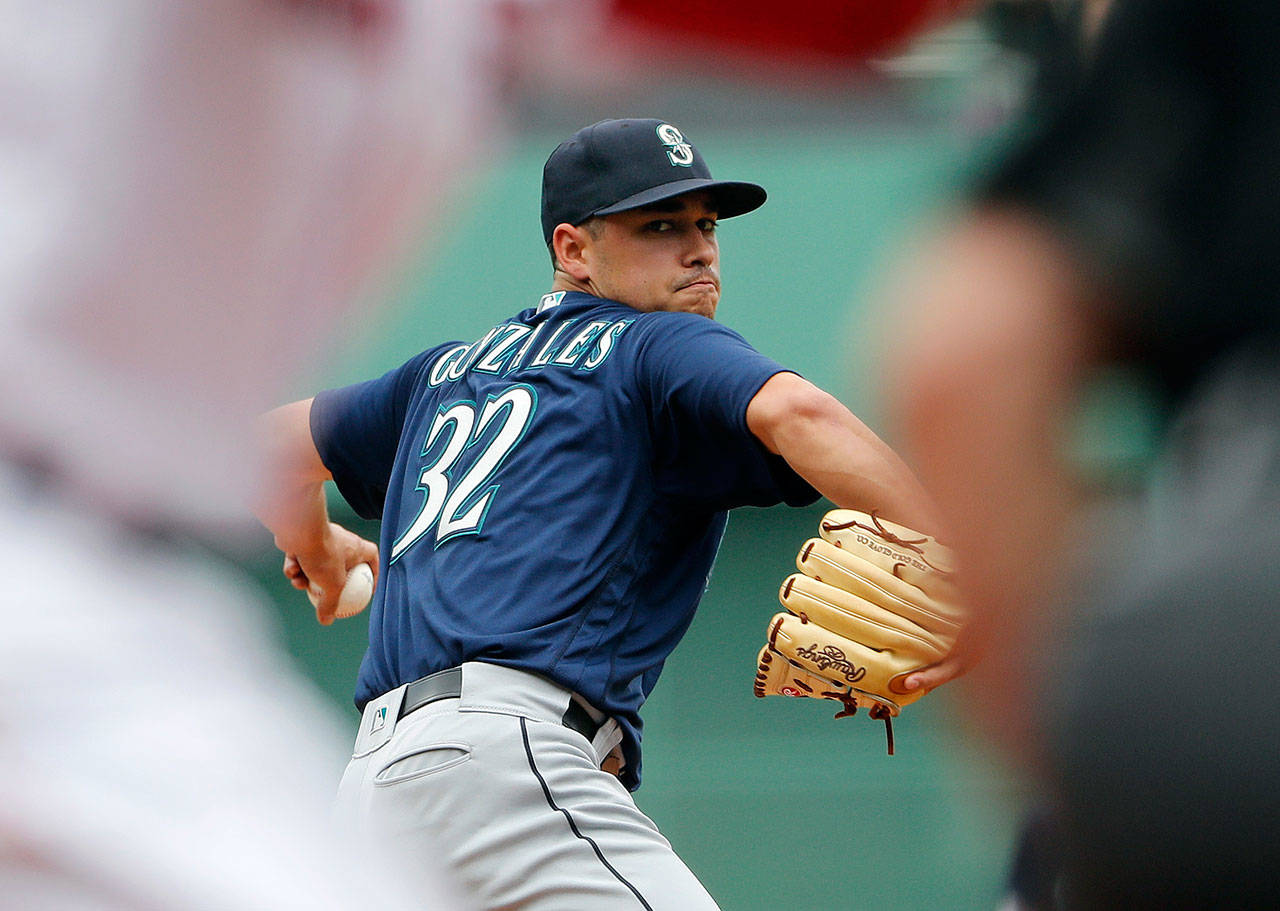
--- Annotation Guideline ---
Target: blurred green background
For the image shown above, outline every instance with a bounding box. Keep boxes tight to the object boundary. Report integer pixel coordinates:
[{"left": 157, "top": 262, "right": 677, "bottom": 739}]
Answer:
[{"left": 243, "top": 115, "right": 1035, "bottom": 910}]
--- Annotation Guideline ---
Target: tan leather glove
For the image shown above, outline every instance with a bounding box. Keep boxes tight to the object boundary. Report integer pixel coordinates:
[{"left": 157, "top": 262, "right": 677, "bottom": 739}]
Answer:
[{"left": 755, "top": 509, "right": 963, "bottom": 752}]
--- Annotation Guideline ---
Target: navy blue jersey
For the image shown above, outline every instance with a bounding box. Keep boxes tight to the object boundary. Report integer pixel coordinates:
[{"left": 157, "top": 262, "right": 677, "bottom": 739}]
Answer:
[{"left": 311, "top": 290, "right": 817, "bottom": 788}]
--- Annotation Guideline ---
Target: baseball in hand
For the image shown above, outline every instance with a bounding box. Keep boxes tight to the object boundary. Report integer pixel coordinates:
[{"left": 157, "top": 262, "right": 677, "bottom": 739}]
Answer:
[{"left": 308, "top": 563, "right": 375, "bottom": 619}]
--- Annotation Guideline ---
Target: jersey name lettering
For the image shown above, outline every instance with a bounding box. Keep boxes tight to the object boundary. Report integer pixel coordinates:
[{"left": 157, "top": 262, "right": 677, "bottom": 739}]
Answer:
[{"left": 426, "top": 318, "right": 633, "bottom": 387}]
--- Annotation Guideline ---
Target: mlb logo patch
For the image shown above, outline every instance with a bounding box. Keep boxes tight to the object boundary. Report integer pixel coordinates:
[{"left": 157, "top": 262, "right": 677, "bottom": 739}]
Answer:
[
  {"left": 537, "top": 291, "right": 566, "bottom": 313},
  {"left": 370, "top": 705, "right": 388, "bottom": 734}
]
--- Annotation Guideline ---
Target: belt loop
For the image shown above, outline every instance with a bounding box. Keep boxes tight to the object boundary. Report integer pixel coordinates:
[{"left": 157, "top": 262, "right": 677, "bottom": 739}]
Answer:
[{"left": 589, "top": 717, "right": 624, "bottom": 769}]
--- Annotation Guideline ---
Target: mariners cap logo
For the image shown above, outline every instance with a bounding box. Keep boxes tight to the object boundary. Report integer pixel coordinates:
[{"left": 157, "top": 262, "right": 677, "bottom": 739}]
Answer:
[{"left": 656, "top": 123, "right": 694, "bottom": 167}]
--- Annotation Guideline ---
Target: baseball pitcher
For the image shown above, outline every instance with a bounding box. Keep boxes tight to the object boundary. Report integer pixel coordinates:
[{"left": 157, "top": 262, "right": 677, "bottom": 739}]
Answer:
[{"left": 258, "top": 118, "right": 961, "bottom": 910}]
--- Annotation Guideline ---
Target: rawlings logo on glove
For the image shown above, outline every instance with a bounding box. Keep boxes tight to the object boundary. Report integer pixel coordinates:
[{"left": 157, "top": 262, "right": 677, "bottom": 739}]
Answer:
[
  {"left": 792, "top": 642, "right": 866, "bottom": 682},
  {"left": 754, "top": 509, "right": 964, "bottom": 753}
]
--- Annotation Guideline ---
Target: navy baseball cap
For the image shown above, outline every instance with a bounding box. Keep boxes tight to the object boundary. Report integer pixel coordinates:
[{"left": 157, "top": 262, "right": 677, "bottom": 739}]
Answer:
[{"left": 541, "top": 118, "right": 767, "bottom": 244}]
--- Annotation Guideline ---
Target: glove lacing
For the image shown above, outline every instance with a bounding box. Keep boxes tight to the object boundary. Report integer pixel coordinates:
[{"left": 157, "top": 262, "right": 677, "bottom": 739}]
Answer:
[
  {"left": 822, "top": 510, "right": 949, "bottom": 581},
  {"left": 830, "top": 697, "right": 895, "bottom": 755}
]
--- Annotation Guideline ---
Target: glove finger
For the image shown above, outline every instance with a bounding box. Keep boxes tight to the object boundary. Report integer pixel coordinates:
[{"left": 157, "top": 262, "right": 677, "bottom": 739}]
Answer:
[
  {"left": 818, "top": 509, "right": 955, "bottom": 569},
  {"left": 755, "top": 644, "right": 864, "bottom": 703},
  {"left": 765, "top": 612, "right": 925, "bottom": 709},
  {"left": 795, "top": 538, "right": 965, "bottom": 632},
  {"left": 780, "top": 572, "right": 954, "bottom": 666},
  {"left": 796, "top": 537, "right": 962, "bottom": 629},
  {"left": 817, "top": 509, "right": 960, "bottom": 605}
]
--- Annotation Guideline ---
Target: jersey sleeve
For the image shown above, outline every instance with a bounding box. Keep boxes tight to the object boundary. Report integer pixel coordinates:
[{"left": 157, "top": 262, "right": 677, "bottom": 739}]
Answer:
[
  {"left": 309, "top": 349, "right": 438, "bottom": 519},
  {"left": 634, "top": 313, "right": 818, "bottom": 509}
]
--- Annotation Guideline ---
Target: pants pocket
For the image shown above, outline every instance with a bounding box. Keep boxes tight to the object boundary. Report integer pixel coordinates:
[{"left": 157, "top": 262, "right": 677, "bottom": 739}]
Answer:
[{"left": 373, "top": 741, "right": 472, "bottom": 786}]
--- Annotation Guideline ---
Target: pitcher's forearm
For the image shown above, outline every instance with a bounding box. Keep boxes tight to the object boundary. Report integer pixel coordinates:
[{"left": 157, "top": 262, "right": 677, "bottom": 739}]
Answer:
[
  {"left": 262, "top": 479, "right": 335, "bottom": 561},
  {"left": 747, "top": 371, "right": 941, "bottom": 534},
  {"left": 778, "top": 416, "right": 937, "bottom": 531},
  {"left": 253, "top": 397, "right": 335, "bottom": 555}
]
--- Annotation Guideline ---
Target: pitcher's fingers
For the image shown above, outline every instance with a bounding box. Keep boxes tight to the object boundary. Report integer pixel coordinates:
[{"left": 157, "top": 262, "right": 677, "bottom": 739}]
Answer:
[
  {"left": 901, "top": 651, "right": 969, "bottom": 694},
  {"left": 283, "top": 554, "right": 310, "bottom": 589}
]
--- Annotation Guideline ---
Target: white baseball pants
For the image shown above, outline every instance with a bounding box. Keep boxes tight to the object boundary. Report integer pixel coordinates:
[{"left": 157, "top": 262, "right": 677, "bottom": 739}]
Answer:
[{"left": 334, "top": 662, "right": 720, "bottom": 910}]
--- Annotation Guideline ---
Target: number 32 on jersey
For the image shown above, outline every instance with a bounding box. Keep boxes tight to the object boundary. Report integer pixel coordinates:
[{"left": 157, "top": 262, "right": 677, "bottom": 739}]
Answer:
[{"left": 390, "top": 384, "right": 537, "bottom": 561}]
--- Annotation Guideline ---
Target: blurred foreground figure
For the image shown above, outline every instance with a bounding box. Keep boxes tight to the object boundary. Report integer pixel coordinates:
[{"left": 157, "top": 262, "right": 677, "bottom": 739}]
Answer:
[
  {"left": 0, "top": 0, "right": 499, "bottom": 906},
  {"left": 888, "top": 0, "right": 1280, "bottom": 907}
]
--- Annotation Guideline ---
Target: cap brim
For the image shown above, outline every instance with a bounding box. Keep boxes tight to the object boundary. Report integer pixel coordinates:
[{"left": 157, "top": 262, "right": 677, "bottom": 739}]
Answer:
[{"left": 592, "top": 178, "right": 766, "bottom": 220}]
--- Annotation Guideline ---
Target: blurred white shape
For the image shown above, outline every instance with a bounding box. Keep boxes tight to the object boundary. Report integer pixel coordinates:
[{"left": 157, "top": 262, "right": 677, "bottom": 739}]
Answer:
[
  {"left": 0, "top": 0, "right": 503, "bottom": 530},
  {"left": 0, "top": 0, "right": 505, "bottom": 907}
]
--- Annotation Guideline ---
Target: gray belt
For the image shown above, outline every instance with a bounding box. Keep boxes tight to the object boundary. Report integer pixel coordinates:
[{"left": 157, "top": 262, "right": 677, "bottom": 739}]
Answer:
[{"left": 398, "top": 666, "right": 605, "bottom": 742}]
